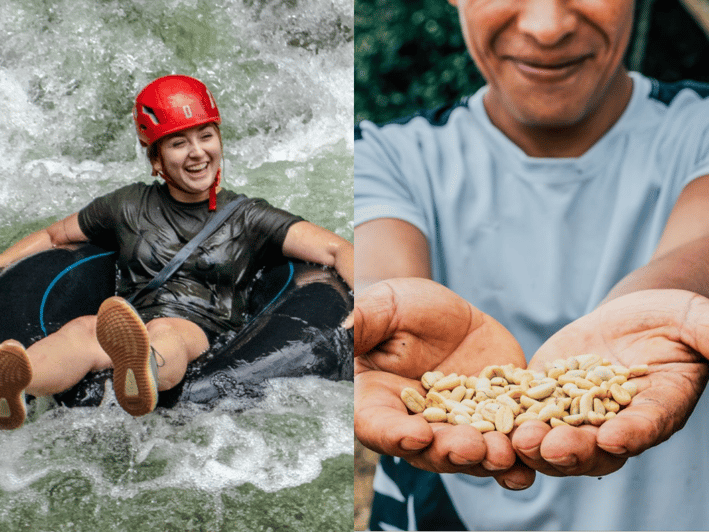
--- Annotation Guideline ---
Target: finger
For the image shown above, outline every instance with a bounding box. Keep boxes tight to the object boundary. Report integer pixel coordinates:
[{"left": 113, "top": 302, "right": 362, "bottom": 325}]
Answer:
[
  {"left": 539, "top": 425, "right": 597, "bottom": 472},
  {"left": 596, "top": 374, "right": 700, "bottom": 457},
  {"left": 493, "top": 459, "right": 537, "bottom": 491},
  {"left": 595, "top": 397, "right": 672, "bottom": 456},
  {"left": 515, "top": 421, "right": 615, "bottom": 477},
  {"left": 407, "top": 427, "right": 518, "bottom": 476},
  {"left": 353, "top": 278, "right": 474, "bottom": 357},
  {"left": 512, "top": 420, "right": 572, "bottom": 476},
  {"left": 356, "top": 403, "right": 434, "bottom": 457},
  {"left": 480, "top": 430, "right": 517, "bottom": 472},
  {"left": 406, "top": 423, "right": 489, "bottom": 474},
  {"left": 354, "top": 372, "right": 433, "bottom": 456},
  {"left": 511, "top": 420, "right": 549, "bottom": 460},
  {"left": 539, "top": 424, "right": 626, "bottom": 477},
  {"left": 513, "top": 420, "right": 626, "bottom": 477},
  {"left": 408, "top": 426, "right": 519, "bottom": 477}
]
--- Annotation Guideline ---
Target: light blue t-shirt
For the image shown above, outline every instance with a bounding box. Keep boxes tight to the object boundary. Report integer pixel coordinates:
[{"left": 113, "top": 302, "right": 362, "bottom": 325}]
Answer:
[{"left": 355, "top": 72, "right": 709, "bottom": 530}]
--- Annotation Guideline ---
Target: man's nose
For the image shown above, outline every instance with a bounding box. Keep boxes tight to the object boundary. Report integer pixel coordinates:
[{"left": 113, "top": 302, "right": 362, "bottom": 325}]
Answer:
[{"left": 516, "top": 0, "right": 578, "bottom": 47}]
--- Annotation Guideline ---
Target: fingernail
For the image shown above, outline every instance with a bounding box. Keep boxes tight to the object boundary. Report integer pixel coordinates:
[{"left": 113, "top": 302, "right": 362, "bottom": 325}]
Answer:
[
  {"left": 517, "top": 445, "right": 540, "bottom": 458},
  {"left": 600, "top": 444, "right": 627, "bottom": 455},
  {"left": 482, "top": 459, "right": 507, "bottom": 471},
  {"left": 399, "top": 437, "right": 427, "bottom": 451},
  {"left": 504, "top": 479, "right": 529, "bottom": 490},
  {"left": 449, "top": 452, "right": 474, "bottom": 466},
  {"left": 546, "top": 455, "right": 577, "bottom": 467}
]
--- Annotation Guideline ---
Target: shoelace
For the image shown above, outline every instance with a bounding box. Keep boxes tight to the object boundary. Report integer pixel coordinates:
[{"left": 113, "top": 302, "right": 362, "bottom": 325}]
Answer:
[{"left": 151, "top": 346, "right": 166, "bottom": 368}]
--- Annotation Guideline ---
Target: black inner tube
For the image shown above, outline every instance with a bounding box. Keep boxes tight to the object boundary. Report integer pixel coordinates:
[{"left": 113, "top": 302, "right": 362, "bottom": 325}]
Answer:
[{"left": 0, "top": 244, "right": 353, "bottom": 409}]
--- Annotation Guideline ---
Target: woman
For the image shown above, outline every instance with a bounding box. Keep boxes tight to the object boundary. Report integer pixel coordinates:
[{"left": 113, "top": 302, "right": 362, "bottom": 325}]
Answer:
[{"left": 0, "top": 75, "right": 353, "bottom": 429}]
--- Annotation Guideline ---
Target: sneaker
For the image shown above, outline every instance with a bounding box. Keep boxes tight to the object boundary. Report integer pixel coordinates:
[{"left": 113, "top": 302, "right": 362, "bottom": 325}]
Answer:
[
  {"left": 0, "top": 340, "right": 32, "bottom": 430},
  {"left": 96, "top": 297, "right": 159, "bottom": 417}
]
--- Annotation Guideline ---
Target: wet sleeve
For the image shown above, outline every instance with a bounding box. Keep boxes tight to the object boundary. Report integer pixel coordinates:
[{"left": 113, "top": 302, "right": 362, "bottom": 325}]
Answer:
[
  {"left": 77, "top": 186, "right": 133, "bottom": 250},
  {"left": 243, "top": 198, "right": 305, "bottom": 255}
]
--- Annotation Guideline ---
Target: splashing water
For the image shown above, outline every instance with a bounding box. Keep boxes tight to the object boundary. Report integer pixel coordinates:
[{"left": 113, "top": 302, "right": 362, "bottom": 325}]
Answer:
[
  {"left": 1, "top": 378, "right": 353, "bottom": 531},
  {"left": 0, "top": 0, "right": 353, "bottom": 530}
]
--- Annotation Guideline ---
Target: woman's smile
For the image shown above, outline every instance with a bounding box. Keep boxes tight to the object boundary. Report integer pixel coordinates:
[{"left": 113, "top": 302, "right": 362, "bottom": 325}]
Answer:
[{"left": 153, "top": 123, "right": 223, "bottom": 202}]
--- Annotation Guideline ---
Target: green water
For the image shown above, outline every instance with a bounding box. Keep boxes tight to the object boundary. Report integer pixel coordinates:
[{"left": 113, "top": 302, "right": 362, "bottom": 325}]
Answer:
[
  {"left": 3, "top": 455, "right": 353, "bottom": 532},
  {"left": 1, "top": 379, "right": 354, "bottom": 531},
  {"left": 0, "top": 0, "right": 354, "bottom": 530}
]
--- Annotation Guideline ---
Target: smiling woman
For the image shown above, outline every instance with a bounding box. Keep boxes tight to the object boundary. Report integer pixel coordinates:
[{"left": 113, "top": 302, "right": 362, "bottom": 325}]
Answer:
[
  {"left": 137, "top": 76, "right": 224, "bottom": 209},
  {"left": 152, "top": 123, "right": 224, "bottom": 204},
  {"left": 0, "top": 0, "right": 353, "bottom": 527},
  {"left": 0, "top": 74, "right": 353, "bottom": 429}
]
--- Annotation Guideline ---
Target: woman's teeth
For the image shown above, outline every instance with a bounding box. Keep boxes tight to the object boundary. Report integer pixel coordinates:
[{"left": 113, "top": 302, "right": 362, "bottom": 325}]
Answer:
[{"left": 186, "top": 163, "right": 208, "bottom": 172}]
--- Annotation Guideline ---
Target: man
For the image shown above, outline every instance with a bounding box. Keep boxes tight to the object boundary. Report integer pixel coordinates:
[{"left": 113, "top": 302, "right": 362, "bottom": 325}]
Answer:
[{"left": 354, "top": 0, "right": 709, "bottom": 529}]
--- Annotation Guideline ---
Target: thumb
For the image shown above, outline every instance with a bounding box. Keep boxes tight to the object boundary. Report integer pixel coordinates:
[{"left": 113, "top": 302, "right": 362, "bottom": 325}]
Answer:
[
  {"left": 340, "top": 310, "right": 354, "bottom": 330},
  {"left": 353, "top": 278, "right": 470, "bottom": 357},
  {"left": 600, "top": 289, "right": 709, "bottom": 359},
  {"left": 678, "top": 291, "right": 709, "bottom": 359},
  {"left": 353, "top": 282, "right": 398, "bottom": 357}
]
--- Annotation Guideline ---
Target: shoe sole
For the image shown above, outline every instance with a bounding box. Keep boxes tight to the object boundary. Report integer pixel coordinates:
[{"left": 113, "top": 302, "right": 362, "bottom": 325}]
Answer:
[
  {"left": 96, "top": 297, "right": 158, "bottom": 417},
  {"left": 0, "top": 340, "right": 32, "bottom": 430}
]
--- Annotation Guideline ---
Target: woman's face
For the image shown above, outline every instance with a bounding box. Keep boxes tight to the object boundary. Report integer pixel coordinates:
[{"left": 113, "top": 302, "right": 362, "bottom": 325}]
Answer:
[{"left": 152, "top": 123, "right": 222, "bottom": 202}]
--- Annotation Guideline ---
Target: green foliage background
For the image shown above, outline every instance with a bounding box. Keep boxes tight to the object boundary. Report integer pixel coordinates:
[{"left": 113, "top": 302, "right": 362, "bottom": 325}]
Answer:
[{"left": 355, "top": 0, "right": 709, "bottom": 124}]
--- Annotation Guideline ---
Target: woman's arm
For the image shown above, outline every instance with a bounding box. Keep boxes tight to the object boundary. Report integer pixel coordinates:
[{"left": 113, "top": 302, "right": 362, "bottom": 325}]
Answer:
[
  {"left": 0, "top": 213, "right": 88, "bottom": 269},
  {"left": 281, "top": 221, "right": 353, "bottom": 290}
]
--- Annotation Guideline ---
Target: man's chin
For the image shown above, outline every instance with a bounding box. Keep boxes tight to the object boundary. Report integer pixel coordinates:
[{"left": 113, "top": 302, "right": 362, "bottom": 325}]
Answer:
[{"left": 514, "top": 103, "right": 590, "bottom": 130}]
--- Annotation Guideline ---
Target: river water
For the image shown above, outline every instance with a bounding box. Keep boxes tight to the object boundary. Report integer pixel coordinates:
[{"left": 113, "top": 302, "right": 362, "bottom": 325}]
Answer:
[{"left": 0, "top": 0, "right": 353, "bottom": 530}]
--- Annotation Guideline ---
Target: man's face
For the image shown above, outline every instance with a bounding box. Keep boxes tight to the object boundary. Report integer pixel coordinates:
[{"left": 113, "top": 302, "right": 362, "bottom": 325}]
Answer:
[{"left": 450, "top": 0, "right": 635, "bottom": 128}]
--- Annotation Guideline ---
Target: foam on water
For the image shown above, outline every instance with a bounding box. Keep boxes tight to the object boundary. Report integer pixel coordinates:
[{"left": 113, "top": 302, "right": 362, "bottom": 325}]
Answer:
[
  {"left": 0, "top": 0, "right": 353, "bottom": 236},
  {"left": 0, "top": 377, "right": 353, "bottom": 529}
]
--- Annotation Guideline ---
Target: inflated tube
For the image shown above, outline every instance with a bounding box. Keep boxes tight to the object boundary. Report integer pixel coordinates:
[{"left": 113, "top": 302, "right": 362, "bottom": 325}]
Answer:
[{"left": 0, "top": 244, "right": 353, "bottom": 408}]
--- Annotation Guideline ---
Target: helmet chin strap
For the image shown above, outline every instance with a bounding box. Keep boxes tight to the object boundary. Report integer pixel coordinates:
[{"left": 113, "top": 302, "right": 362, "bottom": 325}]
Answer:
[
  {"left": 209, "top": 168, "right": 221, "bottom": 211},
  {"left": 153, "top": 164, "right": 221, "bottom": 211}
]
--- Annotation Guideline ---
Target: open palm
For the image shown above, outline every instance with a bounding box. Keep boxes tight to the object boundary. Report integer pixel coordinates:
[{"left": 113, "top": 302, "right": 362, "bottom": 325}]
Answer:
[
  {"left": 512, "top": 289, "right": 709, "bottom": 478},
  {"left": 354, "top": 278, "right": 529, "bottom": 478}
]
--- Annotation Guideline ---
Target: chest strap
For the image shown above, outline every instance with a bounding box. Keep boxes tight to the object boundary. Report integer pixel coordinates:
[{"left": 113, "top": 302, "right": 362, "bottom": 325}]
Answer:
[{"left": 128, "top": 196, "right": 247, "bottom": 304}]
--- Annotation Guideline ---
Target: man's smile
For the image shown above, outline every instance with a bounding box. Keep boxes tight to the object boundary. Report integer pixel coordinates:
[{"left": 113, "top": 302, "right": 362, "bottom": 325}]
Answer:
[{"left": 507, "top": 54, "right": 592, "bottom": 82}]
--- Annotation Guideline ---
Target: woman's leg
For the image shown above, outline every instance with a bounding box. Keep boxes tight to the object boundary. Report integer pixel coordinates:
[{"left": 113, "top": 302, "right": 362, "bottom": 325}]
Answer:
[
  {"left": 26, "top": 316, "right": 111, "bottom": 396},
  {"left": 0, "top": 296, "right": 210, "bottom": 427},
  {"left": 144, "top": 317, "right": 209, "bottom": 391},
  {"left": 96, "top": 297, "right": 209, "bottom": 417},
  {"left": 0, "top": 316, "right": 109, "bottom": 429}
]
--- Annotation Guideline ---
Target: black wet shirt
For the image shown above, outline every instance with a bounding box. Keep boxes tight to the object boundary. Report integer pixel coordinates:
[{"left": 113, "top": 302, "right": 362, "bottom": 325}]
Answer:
[{"left": 78, "top": 181, "right": 304, "bottom": 335}]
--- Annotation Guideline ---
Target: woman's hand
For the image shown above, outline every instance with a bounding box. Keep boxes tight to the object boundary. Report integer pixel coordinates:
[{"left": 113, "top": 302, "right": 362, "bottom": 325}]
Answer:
[
  {"left": 354, "top": 278, "right": 534, "bottom": 487},
  {"left": 512, "top": 289, "right": 709, "bottom": 478},
  {"left": 281, "top": 221, "right": 354, "bottom": 290}
]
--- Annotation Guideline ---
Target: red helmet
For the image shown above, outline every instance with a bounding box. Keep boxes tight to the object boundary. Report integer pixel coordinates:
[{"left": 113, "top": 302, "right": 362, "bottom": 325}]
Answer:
[{"left": 133, "top": 75, "right": 221, "bottom": 147}]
